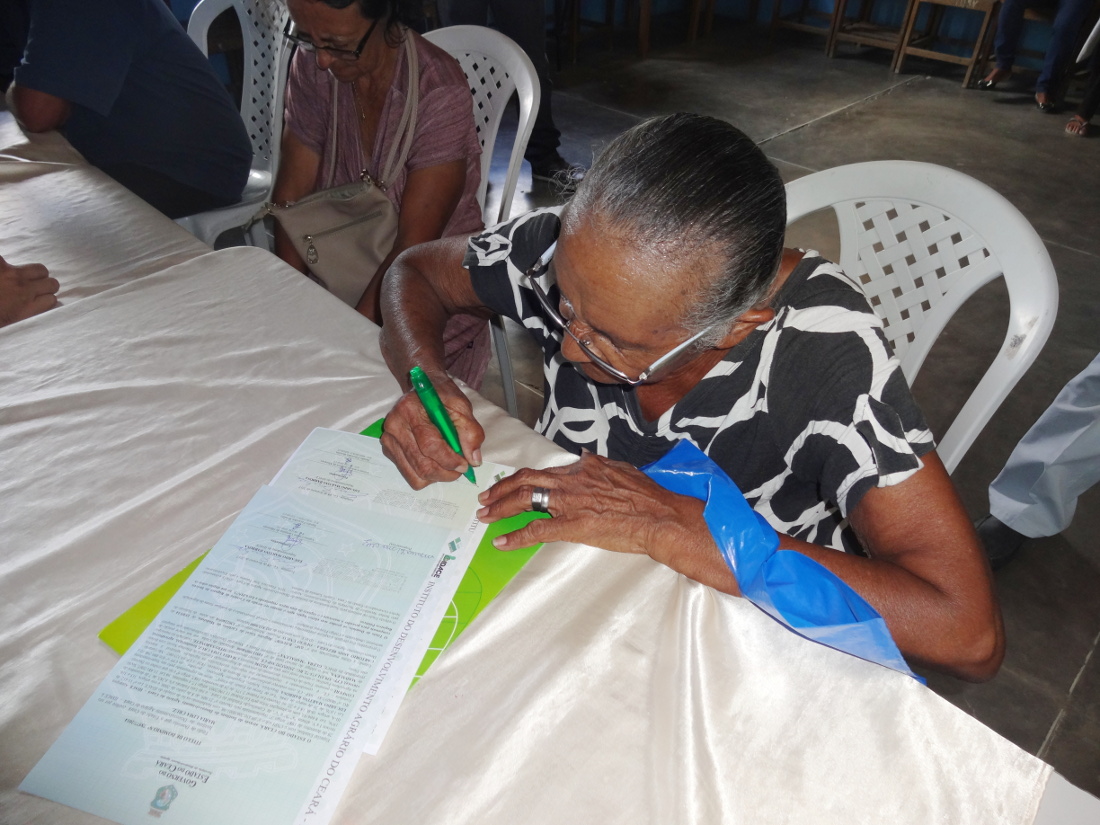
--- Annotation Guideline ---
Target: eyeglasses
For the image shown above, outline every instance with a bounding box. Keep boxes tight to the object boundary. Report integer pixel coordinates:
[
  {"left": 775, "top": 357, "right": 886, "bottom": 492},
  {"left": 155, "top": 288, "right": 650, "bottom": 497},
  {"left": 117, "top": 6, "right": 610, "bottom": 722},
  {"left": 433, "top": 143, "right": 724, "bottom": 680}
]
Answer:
[
  {"left": 525, "top": 242, "right": 717, "bottom": 386},
  {"left": 282, "top": 16, "right": 379, "bottom": 62}
]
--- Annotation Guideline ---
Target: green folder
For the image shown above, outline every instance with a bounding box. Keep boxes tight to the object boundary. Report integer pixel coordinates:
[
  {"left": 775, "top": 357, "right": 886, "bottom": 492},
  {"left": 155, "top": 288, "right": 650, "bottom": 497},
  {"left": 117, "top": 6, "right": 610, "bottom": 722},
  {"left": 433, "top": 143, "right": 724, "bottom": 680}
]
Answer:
[{"left": 99, "top": 421, "right": 546, "bottom": 682}]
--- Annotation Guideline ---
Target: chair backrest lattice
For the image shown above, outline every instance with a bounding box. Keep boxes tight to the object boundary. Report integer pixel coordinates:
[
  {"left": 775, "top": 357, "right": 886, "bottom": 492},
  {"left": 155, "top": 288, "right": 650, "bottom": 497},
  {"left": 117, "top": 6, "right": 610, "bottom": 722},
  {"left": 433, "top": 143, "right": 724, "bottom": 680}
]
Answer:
[
  {"left": 188, "top": 0, "right": 289, "bottom": 170},
  {"left": 785, "top": 161, "right": 1058, "bottom": 473},
  {"left": 839, "top": 198, "right": 1000, "bottom": 373},
  {"left": 424, "top": 25, "right": 540, "bottom": 225},
  {"left": 453, "top": 53, "right": 510, "bottom": 182}
]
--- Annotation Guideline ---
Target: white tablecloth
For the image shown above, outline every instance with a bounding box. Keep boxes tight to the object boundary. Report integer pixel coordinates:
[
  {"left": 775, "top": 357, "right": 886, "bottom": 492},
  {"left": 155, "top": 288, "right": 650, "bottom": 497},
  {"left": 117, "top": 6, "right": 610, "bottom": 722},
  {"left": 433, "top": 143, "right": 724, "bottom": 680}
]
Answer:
[
  {"left": 0, "top": 112, "right": 85, "bottom": 167},
  {"left": 0, "top": 111, "right": 210, "bottom": 304},
  {"left": 2, "top": 114, "right": 1094, "bottom": 825},
  {"left": 0, "top": 246, "right": 1066, "bottom": 825}
]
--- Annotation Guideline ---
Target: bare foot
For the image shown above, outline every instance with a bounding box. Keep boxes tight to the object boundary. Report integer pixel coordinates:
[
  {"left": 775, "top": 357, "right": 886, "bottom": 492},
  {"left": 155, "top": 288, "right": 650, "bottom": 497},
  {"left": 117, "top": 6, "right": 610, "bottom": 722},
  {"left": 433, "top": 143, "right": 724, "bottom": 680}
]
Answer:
[{"left": 1065, "top": 115, "right": 1090, "bottom": 137}]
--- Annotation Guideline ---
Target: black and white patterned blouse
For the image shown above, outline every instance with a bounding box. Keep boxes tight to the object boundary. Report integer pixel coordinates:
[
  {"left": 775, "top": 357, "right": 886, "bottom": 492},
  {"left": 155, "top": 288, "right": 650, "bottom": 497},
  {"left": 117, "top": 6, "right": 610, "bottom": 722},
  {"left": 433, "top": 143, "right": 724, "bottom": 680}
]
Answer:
[{"left": 466, "top": 208, "right": 935, "bottom": 553}]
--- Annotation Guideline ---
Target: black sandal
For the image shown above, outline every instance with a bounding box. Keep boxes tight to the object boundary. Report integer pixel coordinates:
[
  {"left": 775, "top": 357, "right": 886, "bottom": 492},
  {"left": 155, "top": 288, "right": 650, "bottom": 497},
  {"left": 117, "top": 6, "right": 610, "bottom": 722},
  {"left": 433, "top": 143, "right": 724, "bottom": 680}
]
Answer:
[{"left": 977, "top": 68, "right": 1010, "bottom": 90}]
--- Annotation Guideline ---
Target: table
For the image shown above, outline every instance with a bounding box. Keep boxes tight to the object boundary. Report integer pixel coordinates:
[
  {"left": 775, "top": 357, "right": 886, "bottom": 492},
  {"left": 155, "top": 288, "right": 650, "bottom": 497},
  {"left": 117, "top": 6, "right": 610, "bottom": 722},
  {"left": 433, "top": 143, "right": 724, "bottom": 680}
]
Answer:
[
  {"left": 0, "top": 245, "right": 1080, "bottom": 825},
  {"left": 1, "top": 117, "right": 1096, "bottom": 825},
  {"left": 0, "top": 111, "right": 210, "bottom": 304}
]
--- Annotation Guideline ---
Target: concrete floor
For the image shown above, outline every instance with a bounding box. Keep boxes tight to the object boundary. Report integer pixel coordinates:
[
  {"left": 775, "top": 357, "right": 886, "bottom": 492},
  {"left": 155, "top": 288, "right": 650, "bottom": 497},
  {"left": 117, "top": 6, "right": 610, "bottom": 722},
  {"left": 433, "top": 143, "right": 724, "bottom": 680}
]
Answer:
[{"left": 478, "top": 16, "right": 1100, "bottom": 797}]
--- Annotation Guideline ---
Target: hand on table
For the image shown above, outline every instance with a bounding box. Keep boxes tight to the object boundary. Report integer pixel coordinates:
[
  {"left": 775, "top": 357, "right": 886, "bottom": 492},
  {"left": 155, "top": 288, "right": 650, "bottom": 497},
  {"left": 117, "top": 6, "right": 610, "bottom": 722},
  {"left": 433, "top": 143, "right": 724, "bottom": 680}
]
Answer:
[
  {"left": 380, "top": 370, "right": 485, "bottom": 489},
  {"left": 0, "top": 255, "right": 59, "bottom": 328},
  {"left": 477, "top": 451, "right": 719, "bottom": 568}
]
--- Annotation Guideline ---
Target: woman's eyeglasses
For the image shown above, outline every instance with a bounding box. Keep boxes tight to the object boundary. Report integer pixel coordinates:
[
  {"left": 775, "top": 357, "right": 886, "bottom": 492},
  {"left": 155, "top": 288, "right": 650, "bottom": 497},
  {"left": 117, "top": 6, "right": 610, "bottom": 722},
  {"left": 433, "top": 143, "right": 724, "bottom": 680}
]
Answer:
[
  {"left": 525, "top": 242, "right": 716, "bottom": 386},
  {"left": 282, "top": 17, "right": 379, "bottom": 62}
]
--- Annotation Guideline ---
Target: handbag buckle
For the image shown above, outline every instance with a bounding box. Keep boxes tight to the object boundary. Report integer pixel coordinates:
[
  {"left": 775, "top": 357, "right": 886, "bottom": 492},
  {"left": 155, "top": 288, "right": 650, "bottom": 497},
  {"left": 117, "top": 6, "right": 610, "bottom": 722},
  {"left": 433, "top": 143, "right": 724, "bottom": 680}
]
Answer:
[{"left": 361, "top": 168, "right": 387, "bottom": 193}]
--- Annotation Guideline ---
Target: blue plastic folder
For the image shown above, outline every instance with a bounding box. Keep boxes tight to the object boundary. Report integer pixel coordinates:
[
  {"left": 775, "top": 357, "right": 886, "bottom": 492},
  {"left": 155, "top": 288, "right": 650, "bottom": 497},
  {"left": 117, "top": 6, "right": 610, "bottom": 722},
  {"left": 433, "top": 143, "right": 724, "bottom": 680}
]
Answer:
[{"left": 642, "top": 440, "right": 919, "bottom": 680}]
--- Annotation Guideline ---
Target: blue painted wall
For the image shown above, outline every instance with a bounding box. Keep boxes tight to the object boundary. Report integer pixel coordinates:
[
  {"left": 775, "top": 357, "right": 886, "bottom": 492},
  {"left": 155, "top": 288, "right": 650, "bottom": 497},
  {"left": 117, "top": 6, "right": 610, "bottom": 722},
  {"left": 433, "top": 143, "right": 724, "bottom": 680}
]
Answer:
[{"left": 568, "top": 0, "right": 1052, "bottom": 70}]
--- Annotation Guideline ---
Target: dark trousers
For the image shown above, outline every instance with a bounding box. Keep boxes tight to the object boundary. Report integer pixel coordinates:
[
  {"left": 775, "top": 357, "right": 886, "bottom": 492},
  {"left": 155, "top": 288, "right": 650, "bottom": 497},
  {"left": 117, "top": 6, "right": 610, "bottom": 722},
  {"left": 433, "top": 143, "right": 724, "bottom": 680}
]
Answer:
[
  {"left": 438, "top": 0, "right": 562, "bottom": 167},
  {"left": 993, "top": 0, "right": 1092, "bottom": 93},
  {"left": 1077, "top": 48, "right": 1100, "bottom": 120}
]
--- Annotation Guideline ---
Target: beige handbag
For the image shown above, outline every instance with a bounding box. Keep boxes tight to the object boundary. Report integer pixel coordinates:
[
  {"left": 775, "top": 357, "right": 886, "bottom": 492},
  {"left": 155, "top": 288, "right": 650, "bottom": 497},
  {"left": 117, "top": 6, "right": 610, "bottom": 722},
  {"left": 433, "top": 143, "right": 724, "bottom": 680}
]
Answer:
[{"left": 264, "top": 35, "right": 419, "bottom": 307}]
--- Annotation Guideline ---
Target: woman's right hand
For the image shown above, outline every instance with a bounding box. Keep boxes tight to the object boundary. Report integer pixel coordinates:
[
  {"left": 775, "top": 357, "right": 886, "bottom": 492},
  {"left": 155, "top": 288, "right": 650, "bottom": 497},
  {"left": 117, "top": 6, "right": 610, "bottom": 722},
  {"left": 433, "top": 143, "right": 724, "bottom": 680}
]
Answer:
[{"left": 379, "top": 370, "right": 485, "bottom": 489}]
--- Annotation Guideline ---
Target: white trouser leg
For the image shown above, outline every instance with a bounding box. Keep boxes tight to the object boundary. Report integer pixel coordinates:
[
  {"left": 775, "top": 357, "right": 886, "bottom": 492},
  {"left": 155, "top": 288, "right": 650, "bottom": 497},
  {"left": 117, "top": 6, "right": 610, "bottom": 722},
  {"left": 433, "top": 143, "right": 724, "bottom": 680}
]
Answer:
[{"left": 988, "top": 352, "right": 1100, "bottom": 537}]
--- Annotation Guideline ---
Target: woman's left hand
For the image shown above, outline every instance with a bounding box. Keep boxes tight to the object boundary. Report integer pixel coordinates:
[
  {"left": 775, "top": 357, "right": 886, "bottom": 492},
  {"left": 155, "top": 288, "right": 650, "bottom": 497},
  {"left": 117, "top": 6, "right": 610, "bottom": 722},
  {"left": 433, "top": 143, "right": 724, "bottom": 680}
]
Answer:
[{"left": 477, "top": 452, "right": 709, "bottom": 564}]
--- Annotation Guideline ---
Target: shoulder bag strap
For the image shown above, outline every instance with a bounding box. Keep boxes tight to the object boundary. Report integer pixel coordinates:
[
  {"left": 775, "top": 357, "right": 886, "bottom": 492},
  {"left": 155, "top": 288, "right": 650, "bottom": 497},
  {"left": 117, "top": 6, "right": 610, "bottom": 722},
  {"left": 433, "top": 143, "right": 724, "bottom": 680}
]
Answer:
[
  {"left": 378, "top": 31, "right": 420, "bottom": 190},
  {"left": 322, "top": 74, "right": 341, "bottom": 189}
]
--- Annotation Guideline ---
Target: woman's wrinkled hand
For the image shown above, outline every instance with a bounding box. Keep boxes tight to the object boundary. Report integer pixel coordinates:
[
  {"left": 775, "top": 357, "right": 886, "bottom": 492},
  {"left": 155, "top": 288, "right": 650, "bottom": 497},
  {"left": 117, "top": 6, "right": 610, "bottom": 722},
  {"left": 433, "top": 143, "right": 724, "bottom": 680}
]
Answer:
[
  {"left": 476, "top": 451, "right": 708, "bottom": 563},
  {"left": 380, "top": 372, "right": 484, "bottom": 489}
]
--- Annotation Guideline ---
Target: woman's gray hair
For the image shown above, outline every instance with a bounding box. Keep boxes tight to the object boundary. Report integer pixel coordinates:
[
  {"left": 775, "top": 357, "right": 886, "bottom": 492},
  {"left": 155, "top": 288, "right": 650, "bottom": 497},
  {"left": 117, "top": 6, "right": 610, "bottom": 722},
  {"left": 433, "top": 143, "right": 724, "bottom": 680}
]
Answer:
[{"left": 565, "top": 113, "right": 786, "bottom": 345}]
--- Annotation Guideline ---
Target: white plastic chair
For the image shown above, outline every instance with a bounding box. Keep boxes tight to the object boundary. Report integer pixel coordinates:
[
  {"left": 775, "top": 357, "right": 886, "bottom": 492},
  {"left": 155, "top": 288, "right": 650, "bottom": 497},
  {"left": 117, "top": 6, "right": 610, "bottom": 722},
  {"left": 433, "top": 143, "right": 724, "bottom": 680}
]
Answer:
[
  {"left": 423, "top": 25, "right": 540, "bottom": 226},
  {"left": 785, "top": 161, "right": 1059, "bottom": 473},
  {"left": 424, "top": 25, "right": 541, "bottom": 418},
  {"left": 175, "top": 0, "right": 290, "bottom": 248}
]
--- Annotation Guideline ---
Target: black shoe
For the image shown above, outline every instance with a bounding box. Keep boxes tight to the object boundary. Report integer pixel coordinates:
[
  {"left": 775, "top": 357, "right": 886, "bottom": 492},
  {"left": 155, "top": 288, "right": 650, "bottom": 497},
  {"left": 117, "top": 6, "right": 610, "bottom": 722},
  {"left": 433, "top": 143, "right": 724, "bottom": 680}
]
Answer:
[
  {"left": 530, "top": 154, "right": 586, "bottom": 190},
  {"left": 976, "top": 68, "right": 1010, "bottom": 90},
  {"left": 975, "top": 514, "right": 1027, "bottom": 570},
  {"left": 1035, "top": 92, "right": 1059, "bottom": 113}
]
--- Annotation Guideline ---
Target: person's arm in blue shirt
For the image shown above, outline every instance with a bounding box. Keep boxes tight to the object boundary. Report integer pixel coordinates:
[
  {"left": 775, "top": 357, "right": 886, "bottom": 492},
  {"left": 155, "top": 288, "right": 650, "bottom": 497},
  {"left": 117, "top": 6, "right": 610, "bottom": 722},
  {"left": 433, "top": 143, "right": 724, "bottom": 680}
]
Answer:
[
  {"left": 10, "top": 0, "right": 133, "bottom": 133},
  {"left": 8, "top": 83, "right": 70, "bottom": 132}
]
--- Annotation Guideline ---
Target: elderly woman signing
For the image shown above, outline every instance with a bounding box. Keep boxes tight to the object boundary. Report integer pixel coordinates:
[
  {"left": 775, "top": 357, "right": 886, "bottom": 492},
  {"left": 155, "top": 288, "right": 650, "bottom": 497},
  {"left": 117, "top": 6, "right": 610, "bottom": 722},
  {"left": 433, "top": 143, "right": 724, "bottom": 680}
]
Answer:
[{"left": 378, "top": 114, "right": 1004, "bottom": 682}]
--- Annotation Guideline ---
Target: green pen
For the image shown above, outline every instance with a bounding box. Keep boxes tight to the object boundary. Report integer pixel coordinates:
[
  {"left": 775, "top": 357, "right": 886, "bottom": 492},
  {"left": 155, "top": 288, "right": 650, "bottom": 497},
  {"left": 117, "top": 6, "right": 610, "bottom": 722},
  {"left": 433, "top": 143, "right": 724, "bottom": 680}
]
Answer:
[{"left": 409, "top": 366, "right": 476, "bottom": 484}]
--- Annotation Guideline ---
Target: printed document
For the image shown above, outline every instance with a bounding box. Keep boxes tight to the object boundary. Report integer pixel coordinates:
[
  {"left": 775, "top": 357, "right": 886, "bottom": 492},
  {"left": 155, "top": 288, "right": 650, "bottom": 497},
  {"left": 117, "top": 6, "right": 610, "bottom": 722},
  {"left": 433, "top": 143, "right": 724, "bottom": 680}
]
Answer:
[
  {"left": 22, "top": 429, "right": 507, "bottom": 825},
  {"left": 268, "top": 427, "right": 511, "bottom": 753}
]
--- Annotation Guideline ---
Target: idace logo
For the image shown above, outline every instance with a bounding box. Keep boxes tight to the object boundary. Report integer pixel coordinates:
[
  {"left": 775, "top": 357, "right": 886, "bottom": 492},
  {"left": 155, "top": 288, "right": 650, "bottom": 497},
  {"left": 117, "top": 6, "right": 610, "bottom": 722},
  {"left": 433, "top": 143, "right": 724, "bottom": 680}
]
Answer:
[{"left": 432, "top": 554, "right": 456, "bottom": 579}]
